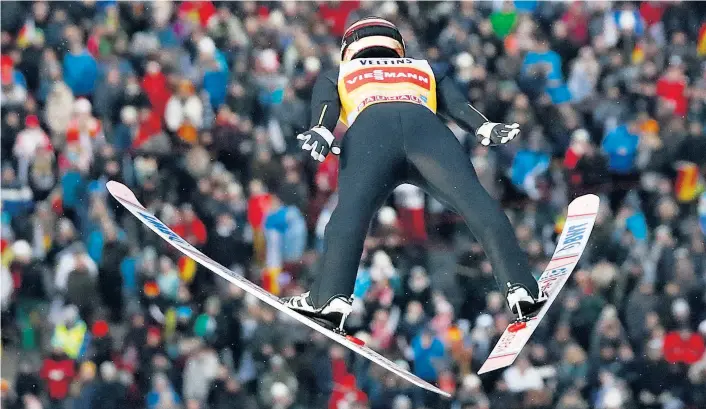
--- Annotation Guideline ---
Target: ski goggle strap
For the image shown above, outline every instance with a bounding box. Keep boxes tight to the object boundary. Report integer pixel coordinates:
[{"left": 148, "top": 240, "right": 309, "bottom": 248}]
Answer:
[
  {"left": 342, "top": 36, "right": 405, "bottom": 61},
  {"left": 341, "top": 18, "right": 405, "bottom": 61}
]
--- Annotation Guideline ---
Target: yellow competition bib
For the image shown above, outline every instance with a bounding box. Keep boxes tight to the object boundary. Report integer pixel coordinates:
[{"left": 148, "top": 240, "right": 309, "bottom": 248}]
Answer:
[{"left": 337, "top": 58, "right": 437, "bottom": 126}]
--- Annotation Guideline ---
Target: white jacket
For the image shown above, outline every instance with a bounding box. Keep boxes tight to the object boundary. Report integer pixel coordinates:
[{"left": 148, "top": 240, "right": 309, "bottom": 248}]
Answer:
[
  {"left": 164, "top": 95, "right": 203, "bottom": 132},
  {"left": 13, "top": 128, "right": 51, "bottom": 159},
  {"left": 503, "top": 366, "right": 545, "bottom": 392}
]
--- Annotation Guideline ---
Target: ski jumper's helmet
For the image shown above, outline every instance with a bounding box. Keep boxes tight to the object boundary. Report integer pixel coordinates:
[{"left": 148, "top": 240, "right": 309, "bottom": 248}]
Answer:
[{"left": 341, "top": 17, "right": 405, "bottom": 62}]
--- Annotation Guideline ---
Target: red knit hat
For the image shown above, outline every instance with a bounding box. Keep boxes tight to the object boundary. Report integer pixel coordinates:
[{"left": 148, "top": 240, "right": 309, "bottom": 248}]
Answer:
[
  {"left": 91, "top": 320, "right": 110, "bottom": 338},
  {"left": 25, "top": 115, "right": 39, "bottom": 128}
]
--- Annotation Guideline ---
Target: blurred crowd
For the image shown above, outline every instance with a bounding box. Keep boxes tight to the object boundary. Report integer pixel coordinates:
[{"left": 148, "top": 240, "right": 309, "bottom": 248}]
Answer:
[{"left": 1, "top": 1, "right": 706, "bottom": 409}]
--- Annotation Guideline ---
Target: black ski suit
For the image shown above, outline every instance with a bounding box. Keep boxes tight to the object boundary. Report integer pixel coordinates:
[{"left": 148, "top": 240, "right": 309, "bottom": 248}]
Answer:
[{"left": 306, "top": 62, "right": 540, "bottom": 307}]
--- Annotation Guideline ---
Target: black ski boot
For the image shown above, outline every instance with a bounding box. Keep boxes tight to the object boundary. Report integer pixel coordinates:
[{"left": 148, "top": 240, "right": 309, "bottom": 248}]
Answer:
[
  {"left": 506, "top": 283, "right": 548, "bottom": 321},
  {"left": 283, "top": 292, "right": 353, "bottom": 334}
]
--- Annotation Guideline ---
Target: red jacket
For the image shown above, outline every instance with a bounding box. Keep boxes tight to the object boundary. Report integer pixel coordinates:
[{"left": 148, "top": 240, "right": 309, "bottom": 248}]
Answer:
[
  {"left": 40, "top": 357, "right": 75, "bottom": 399},
  {"left": 142, "top": 72, "right": 171, "bottom": 118},
  {"left": 329, "top": 374, "right": 367, "bottom": 409},
  {"left": 170, "top": 217, "right": 208, "bottom": 246},
  {"left": 132, "top": 111, "right": 163, "bottom": 149},
  {"left": 656, "top": 76, "right": 688, "bottom": 117},
  {"left": 318, "top": 1, "right": 360, "bottom": 37},
  {"left": 639, "top": 2, "right": 666, "bottom": 27},
  {"left": 663, "top": 331, "right": 705, "bottom": 364},
  {"left": 178, "top": 1, "right": 216, "bottom": 27}
]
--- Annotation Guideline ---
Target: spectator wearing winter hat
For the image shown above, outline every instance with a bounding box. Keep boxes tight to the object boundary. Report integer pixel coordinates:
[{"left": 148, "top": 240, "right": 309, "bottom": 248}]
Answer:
[
  {"left": 64, "top": 98, "right": 103, "bottom": 165},
  {"left": 91, "top": 361, "right": 126, "bottom": 409},
  {"left": 197, "top": 36, "right": 229, "bottom": 109},
  {"left": 1, "top": 54, "right": 28, "bottom": 108},
  {"left": 13, "top": 115, "right": 52, "bottom": 185},
  {"left": 8, "top": 239, "right": 49, "bottom": 349}
]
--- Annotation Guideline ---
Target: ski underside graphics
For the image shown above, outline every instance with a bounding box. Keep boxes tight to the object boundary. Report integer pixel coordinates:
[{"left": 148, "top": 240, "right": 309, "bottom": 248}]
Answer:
[
  {"left": 478, "top": 194, "right": 599, "bottom": 374},
  {"left": 108, "top": 181, "right": 597, "bottom": 393},
  {"left": 106, "top": 181, "right": 450, "bottom": 397}
]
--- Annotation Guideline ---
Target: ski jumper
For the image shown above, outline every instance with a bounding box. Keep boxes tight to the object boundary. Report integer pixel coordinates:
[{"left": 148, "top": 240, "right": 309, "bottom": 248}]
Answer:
[{"left": 307, "top": 58, "right": 540, "bottom": 307}]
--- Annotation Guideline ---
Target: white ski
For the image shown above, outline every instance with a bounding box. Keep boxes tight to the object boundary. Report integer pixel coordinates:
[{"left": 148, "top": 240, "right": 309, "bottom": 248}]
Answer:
[
  {"left": 478, "top": 194, "right": 599, "bottom": 375},
  {"left": 106, "top": 181, "right": 450, "bottom": 398}
]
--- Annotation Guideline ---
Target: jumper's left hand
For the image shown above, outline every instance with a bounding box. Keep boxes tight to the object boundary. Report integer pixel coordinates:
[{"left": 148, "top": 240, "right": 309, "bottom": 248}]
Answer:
[
  {"left": 475, "top": 122, "right": 520, "bottom": 146},
  {"left": 297, "top": 126, "right": 341, "bottom": 162}
]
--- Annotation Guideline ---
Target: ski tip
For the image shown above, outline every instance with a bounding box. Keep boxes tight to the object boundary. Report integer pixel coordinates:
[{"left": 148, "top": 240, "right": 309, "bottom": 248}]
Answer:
[
  {"left": 568, "top": 194, "right": 600, "bottom": 214},
  {"left": 106, "top": 180, "right": 143, "bottom": 208}
]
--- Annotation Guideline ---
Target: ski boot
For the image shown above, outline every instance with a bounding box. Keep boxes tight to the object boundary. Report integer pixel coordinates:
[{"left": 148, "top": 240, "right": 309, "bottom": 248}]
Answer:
[
  {"left": 506, "top": 283, "right": 548, "bottom": 332},
  {"left": 283, "top": 292, "right": 353, "bottom": 335}
]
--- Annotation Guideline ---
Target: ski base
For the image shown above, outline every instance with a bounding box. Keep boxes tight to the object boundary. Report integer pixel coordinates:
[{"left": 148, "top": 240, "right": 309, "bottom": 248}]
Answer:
[
  {"left": 478, "top": 194, "right": 600, "bottom": 375},
  {"left": 106, "top": 181, "right": 450, "bottom": 398}
]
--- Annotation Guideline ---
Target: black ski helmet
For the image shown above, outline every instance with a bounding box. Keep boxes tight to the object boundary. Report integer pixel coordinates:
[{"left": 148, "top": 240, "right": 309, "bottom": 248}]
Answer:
[{"left": 340, "top": 17, "right": 405, "bottom": 62}]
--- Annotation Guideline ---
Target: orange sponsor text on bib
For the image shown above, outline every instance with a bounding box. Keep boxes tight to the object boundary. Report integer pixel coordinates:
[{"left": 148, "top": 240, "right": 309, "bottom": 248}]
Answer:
[{"left": 337, "top": 58, "right": 437, "bottom": 126}]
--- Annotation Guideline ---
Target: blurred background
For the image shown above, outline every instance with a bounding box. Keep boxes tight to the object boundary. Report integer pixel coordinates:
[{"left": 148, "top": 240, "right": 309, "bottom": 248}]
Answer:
[{"left": 1, "top": 1, "right": 705, "bottom": 409}]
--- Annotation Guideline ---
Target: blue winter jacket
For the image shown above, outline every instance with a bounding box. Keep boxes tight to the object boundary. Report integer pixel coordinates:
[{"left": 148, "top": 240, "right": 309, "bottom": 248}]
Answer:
[
  {"left": 63, "top": 50, "right": 98, "bottom": 96},
  {"left": 411, "top": 334, "right": 446, "bottom": 381},
  {"left": 601, "top": 124, "right": 639, "bottom": 174}
]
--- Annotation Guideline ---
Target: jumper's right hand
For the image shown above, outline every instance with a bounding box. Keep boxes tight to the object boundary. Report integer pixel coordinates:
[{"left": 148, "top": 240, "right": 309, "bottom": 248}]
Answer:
[
  {"left": 475, "top": 122, "right": 521, "bottom": 147},
  {"left": 297, "top": 126, "right": 340, "bottom": 162}
]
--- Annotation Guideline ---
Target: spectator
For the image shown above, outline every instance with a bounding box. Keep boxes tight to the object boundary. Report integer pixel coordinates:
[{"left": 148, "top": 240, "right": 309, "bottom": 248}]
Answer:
[
  {"left": 656, "top": 57, "right": 689, "bottom": 117},
  {"left": 510, "top": 132, "right": 550, "bottom": 200},
  {"left": 182, "top": 344, "right": 219, "bottom": 404},
  {"left": 146, "top": 373, "right": 181, "bottom": 409},
  {"left": 15, "top": 361, "right": 42, "bottom": 400},
  {"left": 258, "top": 355, "right": 299, "bottom": 408},
  {"left": 63, "top": 253, "right": 100, "bottom": 320},
  {"left": 196, "top": 36, "right": 228, "bottom": 109},
  {"left": 502, "top": 355, "right": 545, "bottom": 393},
  {"left": 663, "top": 325, "right": 706, "bottom": 365},
  {"left": 165, "top": 79, "right": 203, "bottom": 145},
  {"left": 42, "top": 64, "right": 74, "bottom": 140},
  {"left": 50, "top": 305, "right": 88, "bottom": 361},
  {"left": 98, "top": 224, "right": 128, "bottom": 322},
  {"left": 170, "top": 204, "right": 208, "bottom": 248},
  {"left": 13, "top": 114, "right": 52, "bottom": 184},
  {"left": 264, "top": 194, "right": 307, "bottom": 265},
  {"left": 40, "top": 345, "right": 75, "bottom": 408},
  {"left": 409, "top": 329, "right": 446, "bottom": 384},
  {"left": 72, "top": 361, "right": 97, "bottom": 409},
  {"left": 91, "top": 361, "right": 126, "bottom": 409},
  {"left": 141, "top": 61, "right": 171, "bottom": 119},
  {"left": 565, "top": 129, "right": 610, "bottom": 198},
  {"left": 556, "top": 344, "right": 589, "bottom": 394},
  {"left": 62, "top": 26, "right": 97, "bottom": 98}
]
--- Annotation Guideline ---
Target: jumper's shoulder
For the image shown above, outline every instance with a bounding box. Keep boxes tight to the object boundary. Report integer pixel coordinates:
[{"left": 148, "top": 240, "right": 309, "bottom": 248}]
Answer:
[
  {"left": 430, "top": 63, "right": 450, "bottom": 82},
  {"left": 321, "top": 67, "right": 341, "bottom": 84}
]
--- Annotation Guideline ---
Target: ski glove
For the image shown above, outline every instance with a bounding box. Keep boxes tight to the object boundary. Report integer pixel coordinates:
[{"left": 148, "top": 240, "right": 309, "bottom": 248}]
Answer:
[
  {"left": 475, "top": 122, "right": 521, "bottom": 147},
  {"left": 297, "top": 126, "right": 341, "bottom": 162}
]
